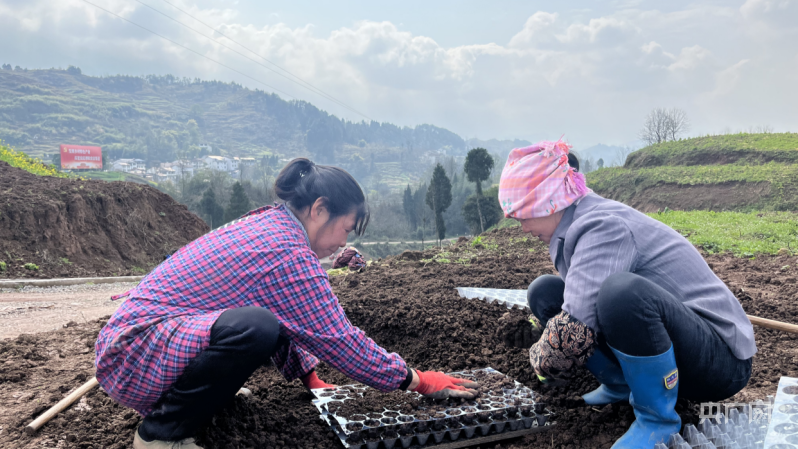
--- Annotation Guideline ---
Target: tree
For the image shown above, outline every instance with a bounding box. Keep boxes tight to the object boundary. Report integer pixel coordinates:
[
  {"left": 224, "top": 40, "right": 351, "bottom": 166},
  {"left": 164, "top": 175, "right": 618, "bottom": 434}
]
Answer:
[
  {"left": 402, "top": 184, "right": 417, "bottom": 230},
  {"left": 640, "top": 107, "right": 690, "bottom": 146},
  {"left": 597, "top": 158, "right": 604, "bottom": 169},
  {"left": 200, "top": 187, "right": 224, "bottom": 228},
  {"left": 463, "top": 148, "right": 495, "bottom": 233},
  {"left": 225, "top": 181, "right": 251, "bottom": 223},
  {"left": 425, "top": 164, "right": 453, "bottom": 246},
  {"left": 463, "top": 189, "right": 503, "bottom": 235}
]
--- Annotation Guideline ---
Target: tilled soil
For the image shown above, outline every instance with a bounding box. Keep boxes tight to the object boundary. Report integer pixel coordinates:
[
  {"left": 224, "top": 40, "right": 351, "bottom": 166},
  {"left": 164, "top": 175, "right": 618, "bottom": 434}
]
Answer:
[
  {"left": 0, "top": 227, "right": 797, "bottom": 449},
  {"left": 0, "top": 161, "right": 208, "bottom": 279}
]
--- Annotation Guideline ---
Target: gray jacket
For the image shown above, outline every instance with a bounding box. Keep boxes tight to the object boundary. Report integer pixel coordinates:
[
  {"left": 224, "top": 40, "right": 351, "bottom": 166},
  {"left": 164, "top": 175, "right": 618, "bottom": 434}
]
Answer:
[{"left": 549, "top": 193, "right": 756, "bottom": 360}]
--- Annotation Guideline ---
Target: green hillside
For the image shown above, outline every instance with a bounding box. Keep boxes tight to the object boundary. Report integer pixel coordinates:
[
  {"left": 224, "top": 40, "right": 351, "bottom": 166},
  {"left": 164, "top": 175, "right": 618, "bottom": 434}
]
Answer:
[
  {"left": 587, "top": 133, "right": 798, "bottom": 212},
  {"left": 0, "top": 67, "right": 469, "bottom": 187},
  {"left": 624, "top": 133, "right": 798, "bottom": 168}
]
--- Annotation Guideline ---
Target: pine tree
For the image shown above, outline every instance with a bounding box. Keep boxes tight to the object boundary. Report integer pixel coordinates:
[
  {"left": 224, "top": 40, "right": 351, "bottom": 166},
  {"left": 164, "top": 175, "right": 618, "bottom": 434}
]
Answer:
[
  {"left": 425, "top": 164, "right": 452, "bottom": 246},
  {"left": 200, "top": 187, "right": 224, "bottom": 228},
  {"left": 463, "top": 148, "right": 494, "bottom": 233},
  {"left": 225, "top": 181, "right": 251, "bottom": 223},
  {"left": 402, "top": 184, "right": 417, "bottom": 230}
]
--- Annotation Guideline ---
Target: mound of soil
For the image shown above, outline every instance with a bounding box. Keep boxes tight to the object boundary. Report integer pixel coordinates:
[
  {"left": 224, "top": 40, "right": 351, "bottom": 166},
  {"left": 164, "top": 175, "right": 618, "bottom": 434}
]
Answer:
[
  {"left": 0, "top": 226, "right": 796, "bottom": 449},
  {"left": 0, "top": 162, "right": 209, "bottom": 279}
]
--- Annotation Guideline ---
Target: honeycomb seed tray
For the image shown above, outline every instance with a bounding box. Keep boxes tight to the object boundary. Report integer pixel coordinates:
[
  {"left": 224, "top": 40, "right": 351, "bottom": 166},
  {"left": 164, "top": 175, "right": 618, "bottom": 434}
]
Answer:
[
  {"left": 763, "top": 376, "right": 798, "bottom": 448},
  {"left": 654, "top": 402, "right": 772, "bottom": 449},
  {"left": 455, "top": 287, "right": 530, "bottom": 310},
  {"left": 311, "top": 368, "right": 554, "bottom": 449}
]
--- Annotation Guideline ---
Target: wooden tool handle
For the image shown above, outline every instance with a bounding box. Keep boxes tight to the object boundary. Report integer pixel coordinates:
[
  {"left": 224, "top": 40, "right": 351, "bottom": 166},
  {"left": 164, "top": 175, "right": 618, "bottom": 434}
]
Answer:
[
  {"left": 748, "top": 315, "right": 798, "bottom": 334},
  {"left": 26, "top": 377, "right": 99, "bottom": 435}
]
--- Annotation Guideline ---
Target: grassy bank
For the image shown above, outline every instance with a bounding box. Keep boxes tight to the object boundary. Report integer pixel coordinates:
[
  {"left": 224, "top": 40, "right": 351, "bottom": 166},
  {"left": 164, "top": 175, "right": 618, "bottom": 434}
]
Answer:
[
  {"left": 624, "top": 133, "right": 798, "bottom": 168},
  {"left": 484, "top": 209, "right": 797, "bottom": 258},
  {"left": 587, "top": 162, "right": 797, "bottom": 191},
  {"left": 650, "top": 210, "right": 797, "bottom": 257}
]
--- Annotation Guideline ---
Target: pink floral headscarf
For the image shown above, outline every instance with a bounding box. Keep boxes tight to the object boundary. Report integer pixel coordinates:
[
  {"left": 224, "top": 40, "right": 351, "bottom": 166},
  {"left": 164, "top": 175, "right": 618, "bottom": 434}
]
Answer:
[{"left": 498, "top": 140, "right": 591, "bottom": 219}]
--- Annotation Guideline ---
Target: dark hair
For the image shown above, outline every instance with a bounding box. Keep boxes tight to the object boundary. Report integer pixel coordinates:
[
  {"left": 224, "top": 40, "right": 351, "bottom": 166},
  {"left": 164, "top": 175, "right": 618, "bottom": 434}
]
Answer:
[
  {"left": 567, "top": 153, "right": 580, "bottom": 172},
  {"left": 275, "top": 158, "right": 369, "bottom": 236}
]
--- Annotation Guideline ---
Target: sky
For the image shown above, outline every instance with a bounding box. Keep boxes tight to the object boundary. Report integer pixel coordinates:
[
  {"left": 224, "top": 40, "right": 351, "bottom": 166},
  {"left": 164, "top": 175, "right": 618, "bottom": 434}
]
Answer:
[{"left": 1, "top": 0, "right": 797, "bottom": 149}]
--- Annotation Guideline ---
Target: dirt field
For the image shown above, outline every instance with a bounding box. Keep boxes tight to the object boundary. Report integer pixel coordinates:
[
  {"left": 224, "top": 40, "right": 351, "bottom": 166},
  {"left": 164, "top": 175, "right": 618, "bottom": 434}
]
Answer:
[{"left": 0, "top": 227, "right": 796, "bottom": 448}]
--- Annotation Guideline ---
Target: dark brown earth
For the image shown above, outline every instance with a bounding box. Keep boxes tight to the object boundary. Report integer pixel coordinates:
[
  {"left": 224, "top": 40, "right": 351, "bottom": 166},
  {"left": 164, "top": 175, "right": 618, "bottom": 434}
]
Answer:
[
  {"left": 593, "top": 181, "right": 775, "bottom": 213},
  {"left": 0, "top": 162, "right": 209, "bottom": 279},
  {"left": 1, "top": 226, "right": 797, "bottom": 448}
]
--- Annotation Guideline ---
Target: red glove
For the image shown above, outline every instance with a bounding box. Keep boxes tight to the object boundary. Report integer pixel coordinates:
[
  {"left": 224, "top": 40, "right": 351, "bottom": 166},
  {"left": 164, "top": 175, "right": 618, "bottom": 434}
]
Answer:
[
  {"left": 301, "top": 370, "right": 335, "bottom": 389},
  {"left": 411, "top": 370, "right": 479, "bottom": 399}
]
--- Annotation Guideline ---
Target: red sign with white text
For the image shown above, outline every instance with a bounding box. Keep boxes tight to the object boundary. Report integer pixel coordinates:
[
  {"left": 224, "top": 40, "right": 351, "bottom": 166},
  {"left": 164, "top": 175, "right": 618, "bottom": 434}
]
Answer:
[{"left": 60, "top": 145, "right": 102, "bottom": 169}]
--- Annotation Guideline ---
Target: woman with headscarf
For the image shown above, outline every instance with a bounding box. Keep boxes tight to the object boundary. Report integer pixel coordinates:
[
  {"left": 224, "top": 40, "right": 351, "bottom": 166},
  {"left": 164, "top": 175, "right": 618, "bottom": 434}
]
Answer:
[{"left": 498, "top": 141, "right": 755, "bottom": 449}]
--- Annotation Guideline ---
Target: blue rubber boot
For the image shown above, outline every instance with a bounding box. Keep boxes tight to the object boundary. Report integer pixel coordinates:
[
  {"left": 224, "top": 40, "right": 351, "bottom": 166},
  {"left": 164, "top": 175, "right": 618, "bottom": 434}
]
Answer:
[
  {"left": 610, "top": 345, "right": 681, "bottom": 449},
  {"left": 582, "top": 349, "right": 631, "bottom": 405}
]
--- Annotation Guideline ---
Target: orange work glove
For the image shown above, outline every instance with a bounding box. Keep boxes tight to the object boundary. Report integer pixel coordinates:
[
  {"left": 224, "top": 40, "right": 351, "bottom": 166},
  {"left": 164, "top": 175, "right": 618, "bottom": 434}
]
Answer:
[{"left": 411, "top": 370, "right": 479, "bottom": 399}]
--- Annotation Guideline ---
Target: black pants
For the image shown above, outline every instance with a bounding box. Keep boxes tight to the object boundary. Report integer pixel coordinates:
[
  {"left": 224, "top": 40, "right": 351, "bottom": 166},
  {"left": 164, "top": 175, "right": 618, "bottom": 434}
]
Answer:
[
  {"left": 138, "top": 307, "right": 281, "bottom": 442},
  {"left": 527, "top": 273, "right": 752, "bottom": 402}
]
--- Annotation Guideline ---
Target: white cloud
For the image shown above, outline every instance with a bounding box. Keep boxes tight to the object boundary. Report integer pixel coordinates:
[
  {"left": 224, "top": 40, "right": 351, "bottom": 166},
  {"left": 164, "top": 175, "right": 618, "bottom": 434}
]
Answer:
[
  {"left": 508, "top": 12, "right": 558, "bottom": 48},
  {"left": 668, "top": 45, "right": 712, "bottom": 72},
  {"left": 0, "top": 0, "right": 796, "bottom": 145}
]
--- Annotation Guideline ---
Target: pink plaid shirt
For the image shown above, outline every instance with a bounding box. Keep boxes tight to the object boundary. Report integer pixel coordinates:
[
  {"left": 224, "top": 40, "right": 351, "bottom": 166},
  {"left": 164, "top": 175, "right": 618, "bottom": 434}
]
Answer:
[{"left": 95, "top": 204, "right": 407, "bottom": 415}]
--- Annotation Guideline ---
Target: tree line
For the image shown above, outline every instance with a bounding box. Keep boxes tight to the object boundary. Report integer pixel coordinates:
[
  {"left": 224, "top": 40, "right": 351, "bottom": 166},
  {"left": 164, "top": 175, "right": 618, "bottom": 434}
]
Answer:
[{"left": 399, "top": 147, "right": 504, "bottom": 246}]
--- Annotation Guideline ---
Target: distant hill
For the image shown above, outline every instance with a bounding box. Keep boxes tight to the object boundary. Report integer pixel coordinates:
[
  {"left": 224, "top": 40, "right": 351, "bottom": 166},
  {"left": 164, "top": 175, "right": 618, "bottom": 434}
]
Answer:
[
  {"left": 0, "top": 66, "right": 531, "bottom": 191},
  {"left": 586, "top": 133, "right": 798, "bottom": 212},
  {"left": 576, "top": 144, "right": 630, "bottom": 167}
]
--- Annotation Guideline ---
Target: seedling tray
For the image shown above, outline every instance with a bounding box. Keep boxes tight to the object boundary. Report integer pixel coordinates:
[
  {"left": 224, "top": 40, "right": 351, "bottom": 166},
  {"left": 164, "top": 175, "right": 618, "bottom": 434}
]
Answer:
[
  {"left": 310, "top": 368, "right": 554, "bottom": 449},
  {"left": 455, "top": 287, "right": 529, "bottom": 310},
  {"left": 763, "top": 376, "right": 798, "bottom": 448}
]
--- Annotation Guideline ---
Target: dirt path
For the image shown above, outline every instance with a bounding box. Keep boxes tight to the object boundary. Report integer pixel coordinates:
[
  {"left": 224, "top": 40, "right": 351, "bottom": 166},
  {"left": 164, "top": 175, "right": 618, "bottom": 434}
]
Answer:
[{"left": 0, "top": 282, "right": 134, "bottom": 340}]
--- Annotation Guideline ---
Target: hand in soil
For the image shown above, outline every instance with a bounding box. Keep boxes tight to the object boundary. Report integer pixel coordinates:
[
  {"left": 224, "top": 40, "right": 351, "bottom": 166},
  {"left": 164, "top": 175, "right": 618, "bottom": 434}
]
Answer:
[
  {"left": 496, "top": 312, "right": 540, "bottom": 348},
  {"left": 411, "top": 370, "right": 480, "bottom": 399}
]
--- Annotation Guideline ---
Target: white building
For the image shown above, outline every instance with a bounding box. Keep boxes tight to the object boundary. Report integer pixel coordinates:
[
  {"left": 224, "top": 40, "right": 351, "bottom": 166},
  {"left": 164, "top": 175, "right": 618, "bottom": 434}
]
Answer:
[
  {"left": 112, "top": 158, "right": 146, "bottom": 173},
  {"left": 155, "top": 167, "right": 177, "bottom": 183},
  {"left": 204, "top": 155, "right": 233, "bottom": 172}
]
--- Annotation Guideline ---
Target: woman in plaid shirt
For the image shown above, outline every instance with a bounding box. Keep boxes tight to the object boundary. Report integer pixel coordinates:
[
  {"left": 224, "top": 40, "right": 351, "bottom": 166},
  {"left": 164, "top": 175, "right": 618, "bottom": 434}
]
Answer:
[{"left": 96, "top": 159, "right": 478, "bottom": 449}]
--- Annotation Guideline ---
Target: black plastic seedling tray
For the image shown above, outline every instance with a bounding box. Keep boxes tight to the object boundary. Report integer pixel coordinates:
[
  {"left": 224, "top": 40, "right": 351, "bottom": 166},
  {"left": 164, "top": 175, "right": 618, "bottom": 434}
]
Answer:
[{"left": 310, "top": 368, "right": 554, "bottom": 449}]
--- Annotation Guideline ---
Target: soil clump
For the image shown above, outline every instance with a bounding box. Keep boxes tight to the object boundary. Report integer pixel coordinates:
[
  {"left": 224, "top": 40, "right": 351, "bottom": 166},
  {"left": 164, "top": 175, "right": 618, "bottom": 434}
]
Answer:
[
  {"left": 0, "top": 162, "right": 208, "bottom": 279},
  {"left": 0, "top": 226, "right": 796, "bottom": 448}
]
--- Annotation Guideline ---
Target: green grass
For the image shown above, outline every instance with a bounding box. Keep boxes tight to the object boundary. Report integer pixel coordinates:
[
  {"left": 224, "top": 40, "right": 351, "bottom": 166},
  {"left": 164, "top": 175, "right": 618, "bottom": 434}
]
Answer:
[
  {"left": 649, "top": 210, "right": 798, "bottom": 257},
  {"left": 587, "top": 162, "right": 798, "bottom": 190},
  {"left": 81, "top": 170, "right": 155, "bottom": 186},
  {"left": 625, "top": 133, "right": 798, "bottom": 168}
]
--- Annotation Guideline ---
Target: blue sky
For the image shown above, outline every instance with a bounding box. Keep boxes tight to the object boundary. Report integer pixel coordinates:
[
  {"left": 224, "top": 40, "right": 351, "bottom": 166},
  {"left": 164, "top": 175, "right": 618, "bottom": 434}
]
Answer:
[{"left": 1, "top": 0, "right": 796, "bottom": 149}]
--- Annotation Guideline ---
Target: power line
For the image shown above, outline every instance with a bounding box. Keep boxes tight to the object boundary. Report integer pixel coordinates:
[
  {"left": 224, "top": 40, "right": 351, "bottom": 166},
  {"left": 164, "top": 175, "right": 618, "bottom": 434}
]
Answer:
[
  {"left": 153, "top": 0, "right": 370, "bottom": 121},
  {"left": 134, "top": 0, "right": 372, "bottom": 120},
  {"left": 79, "top": 0, "right": 296, "bottom": 100}
]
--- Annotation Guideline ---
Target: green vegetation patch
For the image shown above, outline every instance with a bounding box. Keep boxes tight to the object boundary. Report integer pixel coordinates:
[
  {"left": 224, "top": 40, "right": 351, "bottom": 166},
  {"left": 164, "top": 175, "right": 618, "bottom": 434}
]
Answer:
[
  {"left": 625, "top": 133, "right": 798, "bottom": 168},
  {"left": 650, "top": 210, "right": 798, "bottom": 257},
  {"left": 0, "top": 141, "right": 71, "bottom": 178},
  {"left": 588, "top": 162, "right": 797, "bottom": 190}
]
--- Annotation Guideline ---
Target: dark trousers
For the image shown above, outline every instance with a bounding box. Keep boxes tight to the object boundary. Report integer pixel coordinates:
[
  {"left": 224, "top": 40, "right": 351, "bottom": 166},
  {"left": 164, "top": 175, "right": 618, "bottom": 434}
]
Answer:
[
  {"left": 527, "top": 273, "right": 752, "bottom": 402},
  {"left": 138, "top": 307, "right": 281, "bottom": 442}
]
